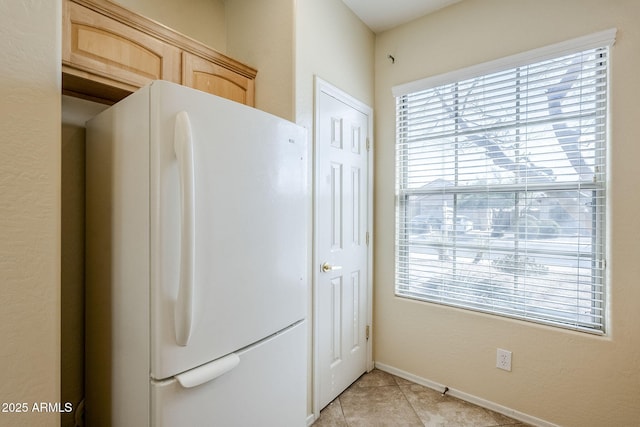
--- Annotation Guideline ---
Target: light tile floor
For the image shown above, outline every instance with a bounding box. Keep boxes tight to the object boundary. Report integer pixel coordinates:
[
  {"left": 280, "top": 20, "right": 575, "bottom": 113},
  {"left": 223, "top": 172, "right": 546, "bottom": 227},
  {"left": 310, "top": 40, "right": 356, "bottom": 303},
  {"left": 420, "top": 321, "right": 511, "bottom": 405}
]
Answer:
[{"left": 312, "top": 369, "right": 531, "bottom": 427}]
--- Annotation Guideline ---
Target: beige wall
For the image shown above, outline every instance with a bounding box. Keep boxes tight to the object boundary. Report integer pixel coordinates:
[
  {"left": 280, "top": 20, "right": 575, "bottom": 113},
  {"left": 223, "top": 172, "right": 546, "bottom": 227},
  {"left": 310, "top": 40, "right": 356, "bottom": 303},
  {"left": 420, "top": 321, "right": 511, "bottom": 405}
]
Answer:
[
  {"left": 60, "top": 124, "right": 87, "bottom": 427},
  {"left": 226, "top": 0, "right": 295, "bottom": 121},
  {"left": 226, "top": 0, "right": 375, "bottom": 123},
  {"left": 295, "top": 0, "right": 375, "bottom": 128},
  {"left": 114, "top": 0, "right": 226, "bottom": 51},
  {"left": 0, "top": 1, "right": 61, "bottom": 426},
  {"left": 374, "top": 0, "right": 640, "bottom": 425}
]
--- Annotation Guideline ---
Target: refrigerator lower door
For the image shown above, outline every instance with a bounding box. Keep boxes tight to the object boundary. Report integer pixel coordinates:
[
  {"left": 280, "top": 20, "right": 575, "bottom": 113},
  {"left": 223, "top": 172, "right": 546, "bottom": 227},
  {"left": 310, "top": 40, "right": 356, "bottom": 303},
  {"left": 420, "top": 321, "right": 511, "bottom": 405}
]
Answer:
[{"left": 151, "top": 321, "right": 307, "bottom": 427}]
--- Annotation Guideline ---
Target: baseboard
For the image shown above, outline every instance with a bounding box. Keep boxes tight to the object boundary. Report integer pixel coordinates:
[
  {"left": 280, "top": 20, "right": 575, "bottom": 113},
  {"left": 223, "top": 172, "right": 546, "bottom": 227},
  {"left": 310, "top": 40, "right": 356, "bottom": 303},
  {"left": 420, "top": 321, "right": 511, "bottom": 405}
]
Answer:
[
  {"left": 374, "top": 362, "right": 559, "bottom": 427},
  {"left": 306, "top": 413, "right": 316, "bottom": 426}
]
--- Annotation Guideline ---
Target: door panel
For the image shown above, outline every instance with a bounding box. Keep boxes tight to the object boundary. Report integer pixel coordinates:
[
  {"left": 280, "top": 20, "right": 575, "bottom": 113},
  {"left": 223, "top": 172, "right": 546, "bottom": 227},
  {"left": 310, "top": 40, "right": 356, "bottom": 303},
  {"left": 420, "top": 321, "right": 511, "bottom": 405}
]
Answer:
[{"left": 316, "top": 83, "right": 371, "bottom": 410}]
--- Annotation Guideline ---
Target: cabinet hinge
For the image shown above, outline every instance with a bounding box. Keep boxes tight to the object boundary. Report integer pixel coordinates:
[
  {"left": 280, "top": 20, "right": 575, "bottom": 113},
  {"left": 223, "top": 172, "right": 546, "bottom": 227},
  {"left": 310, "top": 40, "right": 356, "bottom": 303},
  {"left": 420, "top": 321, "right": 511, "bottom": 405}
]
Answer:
[
  {"left": 366, "top": 231, "right": 370, "bottom": 246},
  {"left": 366, "top": 325, "right": 370, "bottom": 341},
  {"left": 366, "top": 137, "right": 370, "bottom": 151}
]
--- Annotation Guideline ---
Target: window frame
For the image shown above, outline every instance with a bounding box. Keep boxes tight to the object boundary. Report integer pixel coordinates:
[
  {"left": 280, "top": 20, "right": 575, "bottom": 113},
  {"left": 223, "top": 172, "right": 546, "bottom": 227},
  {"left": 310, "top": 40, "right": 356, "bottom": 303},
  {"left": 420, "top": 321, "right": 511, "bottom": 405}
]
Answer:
[{"left": 393, "top": 30, "right": 615, "bottom": 334}]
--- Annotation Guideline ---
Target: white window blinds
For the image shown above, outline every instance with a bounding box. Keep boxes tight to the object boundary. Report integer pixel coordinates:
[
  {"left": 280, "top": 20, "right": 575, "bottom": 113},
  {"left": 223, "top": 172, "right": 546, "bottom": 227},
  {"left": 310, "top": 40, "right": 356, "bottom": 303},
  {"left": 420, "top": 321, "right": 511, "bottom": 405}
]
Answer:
[{"left": 394, "top": 30, "right": 615, "bottom": 333}]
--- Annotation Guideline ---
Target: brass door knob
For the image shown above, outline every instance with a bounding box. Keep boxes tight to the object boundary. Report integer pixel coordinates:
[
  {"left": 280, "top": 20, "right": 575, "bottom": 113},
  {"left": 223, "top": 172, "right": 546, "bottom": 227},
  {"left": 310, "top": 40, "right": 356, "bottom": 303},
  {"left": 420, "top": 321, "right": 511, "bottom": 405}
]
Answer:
[{"left": 321, "top": 262, "right": 342, "bottom": 273}]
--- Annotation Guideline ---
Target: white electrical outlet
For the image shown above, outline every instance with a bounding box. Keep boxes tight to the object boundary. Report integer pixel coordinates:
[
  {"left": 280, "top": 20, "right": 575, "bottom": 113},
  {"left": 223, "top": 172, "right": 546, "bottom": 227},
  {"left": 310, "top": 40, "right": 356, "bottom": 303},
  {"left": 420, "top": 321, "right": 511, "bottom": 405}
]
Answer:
[{"left": 496, "top": 348, "right": 512, "bottom": 371}]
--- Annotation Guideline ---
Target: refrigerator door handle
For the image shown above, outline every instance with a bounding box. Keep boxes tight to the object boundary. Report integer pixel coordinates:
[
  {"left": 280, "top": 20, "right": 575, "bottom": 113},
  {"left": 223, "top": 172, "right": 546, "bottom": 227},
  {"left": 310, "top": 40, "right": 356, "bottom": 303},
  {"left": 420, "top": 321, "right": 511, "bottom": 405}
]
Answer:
[
  {"left": 174, "top": 111, "right": 196, "bottom": 346},
  {"left": 175, "top": 353, "right": 240, "bottom": 389}
]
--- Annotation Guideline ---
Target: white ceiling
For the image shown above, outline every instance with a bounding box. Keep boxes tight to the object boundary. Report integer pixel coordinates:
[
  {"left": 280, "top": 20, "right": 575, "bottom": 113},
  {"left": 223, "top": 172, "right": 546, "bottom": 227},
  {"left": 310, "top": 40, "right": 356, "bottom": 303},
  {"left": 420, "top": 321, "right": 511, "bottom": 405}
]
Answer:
[{"left": 341, "top": 0, "right": 462, "bottom": 33}]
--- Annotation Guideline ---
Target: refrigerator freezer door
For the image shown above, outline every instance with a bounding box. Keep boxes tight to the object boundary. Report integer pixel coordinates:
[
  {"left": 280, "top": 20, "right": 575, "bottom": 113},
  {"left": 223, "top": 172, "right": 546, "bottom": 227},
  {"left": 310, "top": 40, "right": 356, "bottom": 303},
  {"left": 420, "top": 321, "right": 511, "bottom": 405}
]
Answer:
[
  {"left": 148, "top": 81, "right": 309, "bottom": 380},
  {"left": 151, "top": 321, "right": 307, "bottom": 427}
]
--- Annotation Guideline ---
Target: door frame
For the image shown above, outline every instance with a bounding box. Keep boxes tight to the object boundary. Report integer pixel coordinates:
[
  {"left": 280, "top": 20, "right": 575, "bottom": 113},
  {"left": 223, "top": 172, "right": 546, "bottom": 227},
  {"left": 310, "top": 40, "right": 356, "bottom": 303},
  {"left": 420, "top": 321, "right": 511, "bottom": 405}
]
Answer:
[{"left": 312, "top": 76, "right": 374, "bottom": 420}]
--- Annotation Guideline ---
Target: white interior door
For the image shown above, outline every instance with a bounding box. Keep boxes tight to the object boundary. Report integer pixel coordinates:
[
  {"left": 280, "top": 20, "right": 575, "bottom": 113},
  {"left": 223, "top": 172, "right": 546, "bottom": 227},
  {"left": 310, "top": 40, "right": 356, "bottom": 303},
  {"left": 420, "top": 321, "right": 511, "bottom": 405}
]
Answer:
[{"left": 314, "top": 78, "right": 373, "bottom": 412}]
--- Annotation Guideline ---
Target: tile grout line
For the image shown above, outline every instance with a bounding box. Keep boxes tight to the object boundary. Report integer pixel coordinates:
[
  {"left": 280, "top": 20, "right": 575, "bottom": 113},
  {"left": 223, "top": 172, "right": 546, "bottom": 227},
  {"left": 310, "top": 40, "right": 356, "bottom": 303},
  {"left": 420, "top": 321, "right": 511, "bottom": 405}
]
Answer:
[
  {"left": 337, "top": 394, "right": 349, "bottom": 427},
  {"left": 394, "top": 377, "right": 428, "bottom": 427}
]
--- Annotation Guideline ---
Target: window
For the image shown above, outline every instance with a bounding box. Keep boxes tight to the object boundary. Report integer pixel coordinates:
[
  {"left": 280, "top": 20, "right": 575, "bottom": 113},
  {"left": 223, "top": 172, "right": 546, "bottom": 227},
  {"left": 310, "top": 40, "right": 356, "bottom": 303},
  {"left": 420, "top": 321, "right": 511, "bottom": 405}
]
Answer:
[{"left": 394, "top": 30, "right": 615, "bottom": 333}]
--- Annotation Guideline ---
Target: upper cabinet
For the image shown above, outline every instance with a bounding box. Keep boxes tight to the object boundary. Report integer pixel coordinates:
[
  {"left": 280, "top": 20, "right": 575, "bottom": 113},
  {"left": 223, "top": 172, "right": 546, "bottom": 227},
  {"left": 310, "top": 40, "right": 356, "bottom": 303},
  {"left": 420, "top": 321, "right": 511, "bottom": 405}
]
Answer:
[
  {"left": 182, "top": 52, "right": 255, "bottom": 106},
  {"left": 62, "top": 0, "right": 256, "bottom": 106}
]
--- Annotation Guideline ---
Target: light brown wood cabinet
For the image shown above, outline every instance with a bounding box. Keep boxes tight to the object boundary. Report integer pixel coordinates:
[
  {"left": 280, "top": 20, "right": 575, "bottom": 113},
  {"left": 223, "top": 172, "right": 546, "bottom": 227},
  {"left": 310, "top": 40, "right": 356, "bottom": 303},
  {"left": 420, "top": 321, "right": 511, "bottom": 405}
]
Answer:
[
  {"left": 62, "top": 0, "right": 256, "bottom": 106},
  {"left": 182, "top": 52, "right": 255, "bottom": 106}
]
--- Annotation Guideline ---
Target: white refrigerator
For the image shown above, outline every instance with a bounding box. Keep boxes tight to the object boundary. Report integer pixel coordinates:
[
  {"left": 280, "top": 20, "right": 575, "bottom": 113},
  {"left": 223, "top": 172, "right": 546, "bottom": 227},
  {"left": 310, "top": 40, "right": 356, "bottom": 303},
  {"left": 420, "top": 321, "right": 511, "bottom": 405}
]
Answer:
[{"left": 85, "top": 80, "right": 309, "bottom": 426}]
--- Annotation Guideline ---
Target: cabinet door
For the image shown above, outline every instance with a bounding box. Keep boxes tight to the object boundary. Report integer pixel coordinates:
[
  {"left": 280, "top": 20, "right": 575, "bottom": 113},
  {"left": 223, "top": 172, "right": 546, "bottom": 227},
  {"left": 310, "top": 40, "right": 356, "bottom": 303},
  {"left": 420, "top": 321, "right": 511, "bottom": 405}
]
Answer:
[
  {"left": 63, "top": 0, "right": 181, "bottom": 99},
  {"left": 182, "top": 52, "right": 255, "bottom": 106}
]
